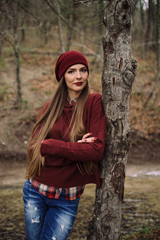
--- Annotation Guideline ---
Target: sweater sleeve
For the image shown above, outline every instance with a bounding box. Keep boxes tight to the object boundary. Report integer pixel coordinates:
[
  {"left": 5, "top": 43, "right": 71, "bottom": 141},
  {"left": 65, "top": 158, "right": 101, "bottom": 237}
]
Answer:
[{"left": 40, "top": 94, "right": 106, "bottom": 162}]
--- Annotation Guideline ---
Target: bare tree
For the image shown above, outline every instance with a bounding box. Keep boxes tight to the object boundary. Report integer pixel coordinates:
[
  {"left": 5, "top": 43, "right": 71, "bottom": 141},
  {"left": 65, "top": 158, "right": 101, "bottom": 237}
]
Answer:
[
  {"left": 66, "top": 0, "right": 74, "bottom": 51},
  {"left": 0, "top": 0, "right": 4, "bottom": 57},
  {"left": 12, "top": 0, "right": 22, "bottom": 104},
  {"left": 144, "top": 0, "right": 153, "bottom": 55},
  {"left": 155, "top": 0, "right": 160, "bottom": 72},
  {"left": 144, "top": 0, "right": 160, "bottom": 107},
  {"left": 55, "top": 0, "right": 65, "bottom": 52},
  {"left": 0, "top": 0, "right": 22, "bottom": 104},
  {"left": 88, "top": 0, "right": 137, "bottom": 239}
]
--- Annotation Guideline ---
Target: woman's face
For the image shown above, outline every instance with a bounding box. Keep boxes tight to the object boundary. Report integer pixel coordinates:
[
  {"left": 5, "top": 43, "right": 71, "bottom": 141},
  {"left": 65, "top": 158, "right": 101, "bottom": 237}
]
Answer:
[{"left": 64, "top": 64, "right": 88, "bottom": 99}]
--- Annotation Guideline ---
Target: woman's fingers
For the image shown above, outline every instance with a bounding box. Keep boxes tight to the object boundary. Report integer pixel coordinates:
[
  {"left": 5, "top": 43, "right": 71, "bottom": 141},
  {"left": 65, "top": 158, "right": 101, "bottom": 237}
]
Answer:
[
  {"left": 77, "top": 132, "right": 97, "bottom": 143},
  {"left": 85, "top": 137, "right": 97, "bottom": 142},
  {"left": 77, "top": 137, "right": 97, "bottom": 143},
  {"left": 82, "top": 132, "right": 92, "bottom": 140}
]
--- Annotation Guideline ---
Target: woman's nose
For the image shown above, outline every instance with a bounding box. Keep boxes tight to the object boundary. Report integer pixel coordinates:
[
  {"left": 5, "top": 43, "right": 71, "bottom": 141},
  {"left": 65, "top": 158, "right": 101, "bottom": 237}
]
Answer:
[{"left": 76, "top": 71, "right": 82, "bottom": 79}]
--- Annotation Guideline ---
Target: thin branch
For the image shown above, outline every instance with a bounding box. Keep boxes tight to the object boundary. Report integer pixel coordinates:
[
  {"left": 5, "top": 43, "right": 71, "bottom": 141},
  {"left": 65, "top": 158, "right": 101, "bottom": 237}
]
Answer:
[
  {"left": 72, "top": 0, "right": 92, "bottom": 6},
  {"left": 12, "top": 0, "right": 40, "bottom": 23},
  {"left": 143, "top": 72, "right": 160, "bottom": 108},
  {"left": 60, "top": 0, "right": 107, "bottom": 17},
  {"left": 132, "top": 0, "right": 140, "bottom": 10},
  {"left": 134, "top": 40, "right": 160, "bottom": 48},
  {"left": 45, "top": 0, "right": 99, "bottom": 45},
  {"left": 73, "top": 42, "right": 102, "bottom": 60}
]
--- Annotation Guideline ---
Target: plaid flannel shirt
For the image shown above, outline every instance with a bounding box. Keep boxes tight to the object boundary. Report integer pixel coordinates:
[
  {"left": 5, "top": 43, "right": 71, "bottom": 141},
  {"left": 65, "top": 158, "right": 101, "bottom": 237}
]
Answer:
[{"left": 30, "top": 179, "right": 85, "bottom": 200}]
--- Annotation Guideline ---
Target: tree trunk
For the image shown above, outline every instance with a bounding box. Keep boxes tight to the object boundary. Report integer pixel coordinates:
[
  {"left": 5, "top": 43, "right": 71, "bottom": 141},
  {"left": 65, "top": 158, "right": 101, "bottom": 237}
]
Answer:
[
  {"left": 144, "top": 0, "right": 153, "bottom": 55},
  {"left": 55, "top": 0, "right": 65, "bottom": 53},
  {"left": 0, "top": 0, "right": 4, "bottom": 58},
  {"left": 144, "top": 0, "right": 160, "bottom": 107},
  {"left": 21, "top": 18, "right": 26, "bottom": 43},
  {"left": 155, "top": 0, "right": 160, "bottom": 72},
  {"left": 13, "top": 0, "right": 22, "bottom": 105},
  {"left": 66, "top": 0, "right": 73, "bottom": 51},
  {"left": 88, "top": 1, "right": 137, "bottom": 239},
  {"left": 91, "top": 0, "right": 104, "bottom": 74},
  {"left": 14, "top": 33, "right": 21, "bottom": 104},
  {"left": 139, "top": 0, "right": 145, "bottom": 26}
]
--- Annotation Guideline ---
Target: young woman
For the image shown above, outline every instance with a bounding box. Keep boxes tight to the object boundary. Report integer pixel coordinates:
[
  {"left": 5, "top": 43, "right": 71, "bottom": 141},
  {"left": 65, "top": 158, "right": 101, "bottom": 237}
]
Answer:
[{"left": 23, "top": 50, "right": 106, "bottom": 240}]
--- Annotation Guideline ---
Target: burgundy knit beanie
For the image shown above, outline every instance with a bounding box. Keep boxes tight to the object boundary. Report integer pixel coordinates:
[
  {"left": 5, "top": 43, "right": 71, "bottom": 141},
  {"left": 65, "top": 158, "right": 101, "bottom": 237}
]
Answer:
[{"left": 55, "top": 51, "right": 89, "bottom": 82}]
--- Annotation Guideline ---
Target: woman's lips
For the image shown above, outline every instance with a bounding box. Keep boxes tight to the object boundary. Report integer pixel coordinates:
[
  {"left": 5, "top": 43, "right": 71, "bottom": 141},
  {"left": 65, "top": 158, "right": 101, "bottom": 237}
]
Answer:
[{"left": 75, "top": 82, "right": 83, "bottom": 86}]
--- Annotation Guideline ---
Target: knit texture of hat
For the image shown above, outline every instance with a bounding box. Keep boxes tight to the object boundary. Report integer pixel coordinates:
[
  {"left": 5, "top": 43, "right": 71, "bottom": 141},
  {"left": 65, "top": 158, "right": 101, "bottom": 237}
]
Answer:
[{"left": 55, "top": 51, "right": 89, "bottom": 82}]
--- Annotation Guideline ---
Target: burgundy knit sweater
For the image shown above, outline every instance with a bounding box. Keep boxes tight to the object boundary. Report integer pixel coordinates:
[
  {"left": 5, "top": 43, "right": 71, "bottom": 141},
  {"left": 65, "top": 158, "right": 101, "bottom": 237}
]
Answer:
[{"left": 35, "top": 93, "right": 106, "bottom": 187}]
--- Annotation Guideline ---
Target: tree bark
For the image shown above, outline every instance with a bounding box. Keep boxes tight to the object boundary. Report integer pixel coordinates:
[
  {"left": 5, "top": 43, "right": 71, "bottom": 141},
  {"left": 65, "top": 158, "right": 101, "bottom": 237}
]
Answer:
[{"left": 88, "top": 1, "right": 137, "bottom": 239}]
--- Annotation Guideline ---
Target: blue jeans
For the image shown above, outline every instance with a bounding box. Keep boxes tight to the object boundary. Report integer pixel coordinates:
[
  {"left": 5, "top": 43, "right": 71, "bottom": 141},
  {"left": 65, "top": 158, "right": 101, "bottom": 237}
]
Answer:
[{"left": 23, "top": 179, "right": 80, "bottom": 240}]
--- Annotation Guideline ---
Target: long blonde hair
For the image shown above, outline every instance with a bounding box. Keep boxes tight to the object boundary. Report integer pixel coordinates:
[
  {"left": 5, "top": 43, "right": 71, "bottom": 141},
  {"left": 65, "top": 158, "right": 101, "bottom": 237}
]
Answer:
[{"left": 26, "top": 78, "right": 94, "bottom": 179}]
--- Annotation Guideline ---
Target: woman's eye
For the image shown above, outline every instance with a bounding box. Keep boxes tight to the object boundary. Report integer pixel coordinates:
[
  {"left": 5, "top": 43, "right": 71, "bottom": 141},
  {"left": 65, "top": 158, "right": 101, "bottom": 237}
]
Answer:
[
  {"left": 81, "top": 68, "right": 87, "bottom": 72},
  {"left": 68, "top": 70, "right": 74, "bottom": 74}
]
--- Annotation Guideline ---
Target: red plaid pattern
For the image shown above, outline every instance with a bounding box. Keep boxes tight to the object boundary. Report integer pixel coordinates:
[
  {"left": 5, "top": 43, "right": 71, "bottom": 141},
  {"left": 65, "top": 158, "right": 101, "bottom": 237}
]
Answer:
[{"left": 30, "top": 179, "right": 85, "bottom": 200}]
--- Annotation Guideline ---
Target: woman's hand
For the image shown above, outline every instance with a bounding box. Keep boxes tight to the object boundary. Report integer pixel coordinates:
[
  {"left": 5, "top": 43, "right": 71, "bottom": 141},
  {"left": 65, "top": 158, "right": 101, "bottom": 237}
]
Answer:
[{"left": 77, "top": 133, "right": 97, "bottom": 143}]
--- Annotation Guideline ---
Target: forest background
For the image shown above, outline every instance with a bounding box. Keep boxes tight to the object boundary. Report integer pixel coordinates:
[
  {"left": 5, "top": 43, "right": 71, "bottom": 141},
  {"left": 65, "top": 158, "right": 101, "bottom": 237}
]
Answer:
[{"left": 0, "top": 0, "right": 160, "bottom": 239}]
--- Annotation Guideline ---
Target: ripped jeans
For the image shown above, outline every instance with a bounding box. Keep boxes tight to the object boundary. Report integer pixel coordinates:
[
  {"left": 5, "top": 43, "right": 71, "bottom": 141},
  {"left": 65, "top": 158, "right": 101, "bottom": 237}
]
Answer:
[{"left": 23, "top": 179, "right": 80, "bottom": 240}]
